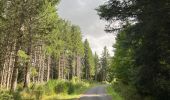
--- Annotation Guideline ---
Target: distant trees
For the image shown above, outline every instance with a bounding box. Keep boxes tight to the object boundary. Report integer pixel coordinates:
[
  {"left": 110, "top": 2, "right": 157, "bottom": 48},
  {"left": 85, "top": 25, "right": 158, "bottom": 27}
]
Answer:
[
  {"left": 97, "top": 0, "right": 170, "bottom": 99},
  {"left": 93, "top": 47, "right": 111, "bottom": 82},
  {"left": 83, "top": 39, "right": 94, "bottom": 80},
  {"left": 94, "top": 52, "right": 99, "bottom": 81},
  {"left": 100, "top": 46, "right": 110, "bottom": 81}
]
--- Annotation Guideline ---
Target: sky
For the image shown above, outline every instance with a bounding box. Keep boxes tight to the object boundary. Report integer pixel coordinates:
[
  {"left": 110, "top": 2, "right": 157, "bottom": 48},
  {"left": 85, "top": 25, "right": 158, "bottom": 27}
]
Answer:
[{"left": 58, "top": 0, "right": 116, "bottom": 56}]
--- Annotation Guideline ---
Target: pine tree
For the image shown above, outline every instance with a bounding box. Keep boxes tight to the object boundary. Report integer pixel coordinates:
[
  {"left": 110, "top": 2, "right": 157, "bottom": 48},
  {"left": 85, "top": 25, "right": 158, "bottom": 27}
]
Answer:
[
  {"left": 94, "top": 52, "right": 99, "bottom": 81},
  {"left": 100, "top": 46, "right": 110, "bottom": 81},
  {"left": 83, "top": 39, "right": 94, "bottom": 80}
]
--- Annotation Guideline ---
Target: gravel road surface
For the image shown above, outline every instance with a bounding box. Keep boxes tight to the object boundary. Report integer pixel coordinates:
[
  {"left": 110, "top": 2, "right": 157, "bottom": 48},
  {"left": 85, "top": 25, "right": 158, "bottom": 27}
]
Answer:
[{"left": 79, "top": 85, "right": 112, "bottom": 100}]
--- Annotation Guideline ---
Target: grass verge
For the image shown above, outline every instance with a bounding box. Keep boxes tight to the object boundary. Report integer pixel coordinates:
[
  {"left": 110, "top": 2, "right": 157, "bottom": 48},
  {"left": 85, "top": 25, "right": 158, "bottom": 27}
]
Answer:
[
  {"left": 0, "top": 78, "right": 97, "bottom": 100},
  {"left": 106, "top": 85, "right": 123, "bottom": 100},
  {"left": 0, "top": 79, "right": 99, "bottom": 100},
  {"left": 43, "top": 82, "right": 96, "bottom": 100}
]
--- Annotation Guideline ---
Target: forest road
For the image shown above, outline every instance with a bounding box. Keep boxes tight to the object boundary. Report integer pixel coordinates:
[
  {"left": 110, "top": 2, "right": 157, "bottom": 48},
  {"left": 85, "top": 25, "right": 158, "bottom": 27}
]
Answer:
[{"left": 79, "top": 85, "right": 112, "bottom": 100}]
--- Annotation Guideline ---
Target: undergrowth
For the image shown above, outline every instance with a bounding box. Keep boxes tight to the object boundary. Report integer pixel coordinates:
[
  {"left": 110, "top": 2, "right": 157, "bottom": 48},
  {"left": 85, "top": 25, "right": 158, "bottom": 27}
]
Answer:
[{"left": 0, "top": 78, "right": 95, "bottom": 100}]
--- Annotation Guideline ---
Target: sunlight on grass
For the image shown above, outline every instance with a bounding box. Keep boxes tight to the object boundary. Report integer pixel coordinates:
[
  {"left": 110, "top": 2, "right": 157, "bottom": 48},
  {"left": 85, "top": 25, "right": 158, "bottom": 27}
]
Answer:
[
  {"left": 0, "top": 79, "right": 100, "bottom": 100},
  {"left": 43, "top": 94, "right": 80, "bottom": 100}
]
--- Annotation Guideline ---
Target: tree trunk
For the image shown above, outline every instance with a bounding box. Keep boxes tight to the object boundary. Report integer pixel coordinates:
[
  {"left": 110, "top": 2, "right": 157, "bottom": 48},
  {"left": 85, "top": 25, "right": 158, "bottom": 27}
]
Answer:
[
  {"left": 6, "top": 46, "right": 14, "bottom": 90},
  {"left": 47, "top": 55, "right": 51, "bottom": 81},
  {"left": 10, "top": 10, "right": 24, "bottom": 91},
  {"left": 41, "top": 54, "right": 45, "bottom": 82},
  {"left": 10, "top": 38, "right": 22, "bottom": 91},
  {"left": 23, "top": 22, "right": 32, "bottom": 88},
  {"left": 37, "top": 46, "right": 42, "bottom": 83},
  {"left": 58, "top": 56, "right": 61, "bottom": 79}
]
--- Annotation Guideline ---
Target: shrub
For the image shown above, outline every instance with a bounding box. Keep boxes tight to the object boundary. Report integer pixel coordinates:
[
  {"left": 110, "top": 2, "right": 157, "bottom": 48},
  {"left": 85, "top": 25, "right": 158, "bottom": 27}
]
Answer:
[
  {"left": 54, "top": 81, "right": 68, "bottom": 94},
  {"left": 20, "top": 84, "right": 44, "bottom": 100},
  {"left": 0, "top": 79, "right": 93, "bottom": 100},
  {"left": 71, "top": 77, "right": 80, "bottom": 84},
  {"left": 17, "top": 83, "right": 24, "bottom": 91},
  {"left": 13, "top": 91, "right": 22, "bottom": 100},
  {"left": 112, "top": 82, "right": 142, "bottom": 100},
  {"left": 34, "top": 85, "right": 44, "bottom": 100},
  {"left": 44, "top": 80, "right": 58, "bottom": 95},
  {"left": 67, "top": 82, "right": 75, "bottom": 94},
  {"left": 0, "top": 91, "right": 13, "bottom": 100}
]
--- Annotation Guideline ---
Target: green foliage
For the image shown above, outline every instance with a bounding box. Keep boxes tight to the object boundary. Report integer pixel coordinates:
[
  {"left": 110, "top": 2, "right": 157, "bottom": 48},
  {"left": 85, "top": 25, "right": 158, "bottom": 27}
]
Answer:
[
  {"left": 43, "top": 79, "right": 90, "bottom": 95},
  {"left": 34, "top": 86, "right": 44, "bottom": 100},
  {"left": 18, "top": 50, "right": 29, "bottom": 62},
  {"left": 12, "top": 91, "right": 22, "bottom": 100},
  {"left": 97, "top": 0, "right": 170, "bottom": 99},
  {"left": 67, "top": 82, "right": 75, "bottom": 94},
  {"left": 0, "top": 91, "right": 13, "bottom": 100},
  {"left": 30, "top": 67, "right": 38, "bottom": 77},
  {"left": 100, "top": 46, "right": 110, "bottom": 81},
  {"left": 112, "top": 82, "right": 142, "bottom": 100},
  {"left": 0, "top": 0, "right": 88, "bottom": 97},
  {"left": 54, "top": 81, "right": 68, "bottom": 94},
  {"left": 83, "top": 39, "right": 95, "bottom": 79},
  {"left": 70, "top": 25, "right": 84, "bottom": 55},
  {"left": 94, "top": 52, "right": 100, "bottom": 80},
  {"left": 0, "top": 79, "right": 94, "bottom": 100},
  {"left": 107, "top": 85, "right": 123, "bottom": 100},
  {"left": 44, "top": 80, "right": 59, "bottom": 95},
  {"left": 53, "top": 79, "right": 90, "bottom": 95}
]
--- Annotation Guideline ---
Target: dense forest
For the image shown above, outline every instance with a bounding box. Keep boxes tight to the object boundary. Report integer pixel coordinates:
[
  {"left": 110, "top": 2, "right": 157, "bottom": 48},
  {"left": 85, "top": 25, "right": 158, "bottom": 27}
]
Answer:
[
  {"left": 0, "top": 0, "right": 169, "bottom": 100},
  {"left": 0, "top": 0, "right": 112, "bottom": 99},
  {"left": 97, "top": 0, "right": 170, "bottom": 100}
]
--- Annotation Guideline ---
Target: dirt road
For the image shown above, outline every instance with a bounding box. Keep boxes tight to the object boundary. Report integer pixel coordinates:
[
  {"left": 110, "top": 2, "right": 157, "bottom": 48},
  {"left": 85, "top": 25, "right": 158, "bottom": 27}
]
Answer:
[{"left": 79, "top": 85, "right": 112, "bottom": 100}]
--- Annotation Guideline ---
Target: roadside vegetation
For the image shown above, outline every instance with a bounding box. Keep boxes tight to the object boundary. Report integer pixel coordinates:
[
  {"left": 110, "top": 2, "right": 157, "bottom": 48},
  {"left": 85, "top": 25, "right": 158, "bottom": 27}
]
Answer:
[
  {"left": 106, "top": 83, "right": 123, "bottom": 100},
  {"left": 0, "top": 78, "right": 97, "bottom": 100}
]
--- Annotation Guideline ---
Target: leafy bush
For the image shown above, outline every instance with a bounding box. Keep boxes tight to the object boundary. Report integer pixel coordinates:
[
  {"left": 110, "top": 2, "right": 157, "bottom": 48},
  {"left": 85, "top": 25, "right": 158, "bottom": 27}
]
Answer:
[
  {"left": 0, "top": 91, "right": 13, "bottom": 100},
  {"left": 18, "top": 84, "right": 44, "bottom": 100},
  {"left": 44, "top": 80, "right": 58, "bottom": 95},
  {"left": 34, "top": 85, "right": 44, "bottom": 100},
  {"left": 71, "top": 77, "right": 80, "bottom": 84},
  {"left": 54, "top": 81, "right": 68, "bottom": 94},
  {"left": 67, "top": 82, "right": 75, "bottom": 94},
  {"left": 107, "top": 85, "right": 123, "bottom": 100},
  {"left": 17, "top": 83, "right": 24, "bottom": 91},
  {"left": 112, "top": 82, "right": 144, "bottom": 100},
  {"left": 0, "top": 79, "right": 93, "bottom": 100},
  {"left": 12, "top": 91, "right": 22, "bottom": 100}
]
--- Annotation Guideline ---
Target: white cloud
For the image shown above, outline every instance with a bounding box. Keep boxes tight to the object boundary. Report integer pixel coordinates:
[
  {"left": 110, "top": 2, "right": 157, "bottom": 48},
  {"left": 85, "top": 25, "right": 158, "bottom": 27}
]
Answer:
[
  {"left": 85, "top": 34, "right": 115, "bottom": 56},
  {"left": 77, "top": 0, "right": 86, "bottom": 6},
  {"left": 58, "top": 0, "right": 116, "bottom": 56}
]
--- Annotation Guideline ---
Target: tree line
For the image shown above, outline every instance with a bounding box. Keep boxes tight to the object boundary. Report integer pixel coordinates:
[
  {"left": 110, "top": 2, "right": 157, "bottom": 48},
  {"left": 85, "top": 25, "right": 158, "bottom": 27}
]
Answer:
[
  {"left": 0, "top": 0, "right": 111, "bottom": 92},
  {"left": 97, "top": 0, "right": 170, "bottom": 100}
]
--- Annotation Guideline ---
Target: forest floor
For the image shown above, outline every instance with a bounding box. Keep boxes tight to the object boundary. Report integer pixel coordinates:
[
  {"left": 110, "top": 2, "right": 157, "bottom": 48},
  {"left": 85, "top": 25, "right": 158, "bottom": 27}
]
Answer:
[{"left": 79, "top": 85, "right": 112, "bottom": 100}]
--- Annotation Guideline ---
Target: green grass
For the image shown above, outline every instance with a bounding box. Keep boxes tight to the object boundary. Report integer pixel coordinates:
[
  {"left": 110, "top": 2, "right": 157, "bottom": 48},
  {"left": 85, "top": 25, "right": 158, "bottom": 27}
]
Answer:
[
  {"left": 43, "top": 80, "right": 97, "bottom": 100},
  {"left": 106, "top": 85, "right": 123, "bottom": 100},
  {"left": 43, "top": 94, "right": 80, "bottom": 100}
]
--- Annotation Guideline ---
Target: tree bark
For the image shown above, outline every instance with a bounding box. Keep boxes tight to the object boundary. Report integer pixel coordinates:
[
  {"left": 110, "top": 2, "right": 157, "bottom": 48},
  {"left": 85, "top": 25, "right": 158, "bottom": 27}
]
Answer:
[
  {"left": 47, "top": 55, "right": 51, "bottom": 81},
  {"left": 24, "top": 22, "right": 32, "bottom": 88},
  {"left": 10, "top": 37, "right": 22, "bottom": 91},
  {"left": 58, "top": 56, "right": 61, "bottom": 79}
]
